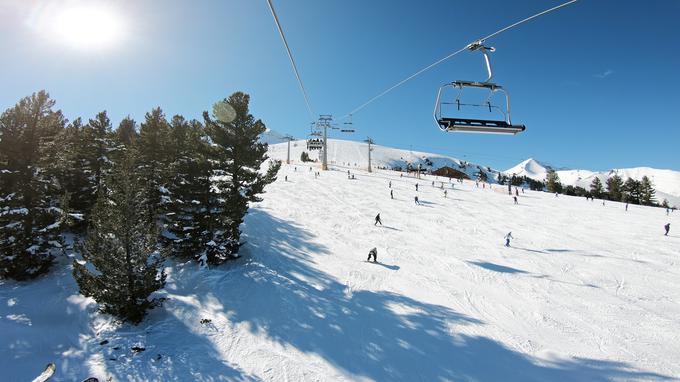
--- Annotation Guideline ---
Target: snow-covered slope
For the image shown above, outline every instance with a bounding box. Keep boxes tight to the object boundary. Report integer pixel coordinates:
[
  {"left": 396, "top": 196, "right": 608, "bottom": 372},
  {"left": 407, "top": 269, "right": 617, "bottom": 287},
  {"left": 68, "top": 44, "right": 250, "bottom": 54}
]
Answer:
[
  {"left": 268, "top": 139, "right": 500, "bottom": 181},
  {"left": 3, "top": 145, "right": 680, "bottom": 381},
  {"left": 505, "top": 159, "right": 680, "bottom": 207}
]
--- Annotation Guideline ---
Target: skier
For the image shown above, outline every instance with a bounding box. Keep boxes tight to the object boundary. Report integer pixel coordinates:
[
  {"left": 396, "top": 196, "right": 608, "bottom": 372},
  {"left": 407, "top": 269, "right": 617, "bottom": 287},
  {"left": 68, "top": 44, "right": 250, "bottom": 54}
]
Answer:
[
  {"left": 432, "top": 181, "right": 435, "bottom": 187},
  {"left": 515, "top": 188, "right": 519, "bottom": 196},
  {"left": 414, "top": 195, "right": 420, "bottom": 205},
  {"left": 347, "top": 170, "right": 350, "bottom": 177},
  {"left": 444, "top": 190, "right": 448, "bottom": 198},
  {"left": 374, "top": 213, "right": 382, "bottom": 226},
  {"left": 513, "top": 196, "right": 518, "bottom": 205},
  {"left": 285, "top": 175, "right": 288, "bottom": 182},
  {"left": 389, "top": 181, "right": 392, "bottom": 188},
  {"left": 665, "top": 223, "right": 671, "bottom": 236},
  {"left": 625, "top": 203, "right": 629, "bottom": 211},
  {"left": 504, "top": 232, "right": 514, "bottom": 247},
  {"left": 367, "top": 247, "right": 378, "bottom": 263},
  {"left": 415, "top": 183, "right": 419, "bottom": 191},
  {"left": 390, "top": 189, "right": 394, "bottom": 199}
]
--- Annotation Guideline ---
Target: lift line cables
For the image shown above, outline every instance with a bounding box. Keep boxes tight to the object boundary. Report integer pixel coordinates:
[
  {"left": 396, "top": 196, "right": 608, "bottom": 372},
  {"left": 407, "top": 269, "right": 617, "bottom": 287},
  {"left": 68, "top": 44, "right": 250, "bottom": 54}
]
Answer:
[
  {"left": 341, "top": 0, "right": 579, "bottom": 120},
  {"left": 266, "top": 0, "right": 315, "bottom": 119}
]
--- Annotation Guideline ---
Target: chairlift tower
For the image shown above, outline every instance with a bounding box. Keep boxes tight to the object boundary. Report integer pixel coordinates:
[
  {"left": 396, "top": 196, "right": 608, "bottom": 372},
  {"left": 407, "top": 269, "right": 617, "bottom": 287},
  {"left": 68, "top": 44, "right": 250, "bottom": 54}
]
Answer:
[
  {"left": 283, "top": 135, "right": 294, "bottom": 164},
  {"left": 364, "top": 137, "right": 374, "bottom": 173},
  {"left": 317, "top": 115, "right": 333, "bottom": 170}
]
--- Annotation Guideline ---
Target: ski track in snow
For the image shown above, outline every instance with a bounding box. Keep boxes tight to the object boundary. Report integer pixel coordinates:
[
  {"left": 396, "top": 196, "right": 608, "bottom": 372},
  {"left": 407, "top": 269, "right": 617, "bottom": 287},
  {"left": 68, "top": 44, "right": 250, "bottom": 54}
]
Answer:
[{"left": 2, "top": 143, "right": 680, "bottom": 380}]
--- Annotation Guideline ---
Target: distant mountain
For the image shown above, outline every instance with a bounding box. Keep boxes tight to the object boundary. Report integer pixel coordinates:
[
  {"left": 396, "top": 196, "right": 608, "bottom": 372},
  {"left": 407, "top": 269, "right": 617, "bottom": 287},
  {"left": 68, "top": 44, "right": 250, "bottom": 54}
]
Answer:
[
  {"left": 505, "top": 159, "right": 680, "bottom": 206},
  {"left": 260, "top": 129, "right": 290, "bottom": 145}
]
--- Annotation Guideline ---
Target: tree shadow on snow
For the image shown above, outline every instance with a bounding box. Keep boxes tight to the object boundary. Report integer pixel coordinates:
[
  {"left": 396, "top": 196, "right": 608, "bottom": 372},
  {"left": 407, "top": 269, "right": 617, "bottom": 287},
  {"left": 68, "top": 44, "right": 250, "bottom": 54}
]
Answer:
[
  {"left": 468, "top": 261, "right": 528, "bottom": 274},
  {"left": 200, "top": 209, "right": 672, "bottom": 382}
]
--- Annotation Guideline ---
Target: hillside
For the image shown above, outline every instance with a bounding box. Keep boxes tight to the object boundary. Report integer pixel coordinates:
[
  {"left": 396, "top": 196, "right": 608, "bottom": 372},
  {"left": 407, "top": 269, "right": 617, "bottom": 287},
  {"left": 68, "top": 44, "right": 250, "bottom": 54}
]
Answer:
[
  {"left": 2, "top": 141, "right": 679, "bottom": 381},
  {"left": 268, "top": 139, "right": 501, "bottom": 180},
  {"left": 505, "top": 158, "right": 680, "bottom": 207}
]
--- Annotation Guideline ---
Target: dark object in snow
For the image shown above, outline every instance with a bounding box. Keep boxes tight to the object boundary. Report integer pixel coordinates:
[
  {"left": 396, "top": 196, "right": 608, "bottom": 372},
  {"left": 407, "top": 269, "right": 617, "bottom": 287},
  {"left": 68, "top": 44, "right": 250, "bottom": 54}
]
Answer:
[
  {"left": 664, "top": 223, "right": 670, "bottom": 236},
  {"left": 367, "top": 247, "right": 378, "bottom": 263},
  {"left": 33, "top": 362, "right": 56, "bottom": 382},
  {"left": 81, "top": 378, "right": 99, "bottom": 382},
  {"left": 131, "top": 346, "right": 146, "bottom": 353},
  {"left": 99, "top": 340, "right": 109, "bottom": 346},
  {"left": 200, "top": 318, "right": 212, "bottom": 325},
  {"left": 112, "top": 346, "right": 120, "bottom": 350}
]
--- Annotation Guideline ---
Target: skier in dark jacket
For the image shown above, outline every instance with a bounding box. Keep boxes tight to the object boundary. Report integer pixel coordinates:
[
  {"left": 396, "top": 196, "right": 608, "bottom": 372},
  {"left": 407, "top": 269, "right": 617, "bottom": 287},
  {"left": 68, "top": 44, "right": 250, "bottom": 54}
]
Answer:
[
  {"left": 665, "top": 223, "right": 671, "bottom": 236},
  {"left": 367, "top": 247, "right": 378, "bottom": 263},
  {"left": 415, "top": 183, "right": 419, "bottom": 191},
  {"left": 390, "top": 190, "right": 394, "bottom": 199},
  {"left": 504, "top": 232, "right": 514, "bottom": 247},
  {"left": 374, "top": 213, "right": 382, "bottom": 226},
  {"left": 414, "top": 195, "right": 420, "bottom": 205}
]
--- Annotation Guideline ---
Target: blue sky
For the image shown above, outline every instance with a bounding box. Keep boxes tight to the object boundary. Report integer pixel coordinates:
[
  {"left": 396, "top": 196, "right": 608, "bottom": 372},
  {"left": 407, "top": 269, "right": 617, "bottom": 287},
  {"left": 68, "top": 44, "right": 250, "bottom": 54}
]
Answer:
[{"left": 1, "top": 0, "right": 679, "bottom": 171}]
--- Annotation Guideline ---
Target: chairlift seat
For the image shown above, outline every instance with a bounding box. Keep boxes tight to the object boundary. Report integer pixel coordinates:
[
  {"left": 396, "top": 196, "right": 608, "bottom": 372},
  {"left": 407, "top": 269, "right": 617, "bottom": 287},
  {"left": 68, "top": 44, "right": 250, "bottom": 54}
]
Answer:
[{"left": 437, "top": 117, "right": 525, "bottom": 135}]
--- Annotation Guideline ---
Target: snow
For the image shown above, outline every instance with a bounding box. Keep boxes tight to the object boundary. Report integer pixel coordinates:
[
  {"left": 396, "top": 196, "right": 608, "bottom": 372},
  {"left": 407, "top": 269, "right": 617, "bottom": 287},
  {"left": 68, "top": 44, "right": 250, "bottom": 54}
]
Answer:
[
  {"left": 505, "top": 158, "right": 680, "bottom": 207},
  {"left": 2, "top": 140, "right": 680, "bottom": 381}
]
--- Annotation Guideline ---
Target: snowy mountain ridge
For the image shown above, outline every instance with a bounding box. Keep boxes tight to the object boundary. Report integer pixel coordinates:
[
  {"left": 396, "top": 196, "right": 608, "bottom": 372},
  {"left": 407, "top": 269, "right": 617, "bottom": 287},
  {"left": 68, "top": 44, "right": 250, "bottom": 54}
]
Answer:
[{"left": 504, "top": 158, "right": 680, "bottom": 206}]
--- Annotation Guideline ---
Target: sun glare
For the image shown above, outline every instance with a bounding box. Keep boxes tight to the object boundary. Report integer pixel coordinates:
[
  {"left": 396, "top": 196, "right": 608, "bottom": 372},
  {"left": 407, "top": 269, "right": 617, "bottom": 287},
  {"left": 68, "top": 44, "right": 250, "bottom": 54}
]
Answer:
[{"left": 50, "top": 4, "right": 124, "bottom": 50}]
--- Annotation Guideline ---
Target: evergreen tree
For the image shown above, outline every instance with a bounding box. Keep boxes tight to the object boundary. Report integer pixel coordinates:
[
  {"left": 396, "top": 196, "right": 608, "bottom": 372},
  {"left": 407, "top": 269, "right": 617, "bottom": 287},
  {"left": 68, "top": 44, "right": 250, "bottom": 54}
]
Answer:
[
  {"left": 203, "top": 93, "right": 280, "bottom": 262},
  {"left": 639, "top": 176, "right": 656, "bottom": 206},
  {"left": 622, "top": 177, "right": 641, "bottom": 204},
  {"left": 606, "top": 174, "right": 624, "bottom": 201},
  {"left": 163, "top": 117, "right": 216, "bottom": 261},
  {"left": 477, "top": 171, "right": 488, "bottom": 182},
  {"left": 590, "top": 177, "right": 604, "bottom": 198},
  {"left": 116, "top": 116, "right": 138, "bottom": 148},
  {"left": 135, "top": 108, "right": 172, "bottom": 222},
  {"left": 73, "top": 155, "right": 166, "bottom": 324},
  {"left": 545, "top": 170, "right": 562, "bottom": 193},
  {"left": 0, "top": 91, "right": 65, "bottom": 280}
]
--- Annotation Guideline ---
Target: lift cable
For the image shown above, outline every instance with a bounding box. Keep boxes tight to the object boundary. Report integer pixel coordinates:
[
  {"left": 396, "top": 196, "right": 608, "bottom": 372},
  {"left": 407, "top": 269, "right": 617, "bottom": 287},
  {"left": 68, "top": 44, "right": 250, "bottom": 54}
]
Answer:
[
  {"left": 340, "top": 0, "right": 579, "bottom": 120},
  {"left": 266, "top": 0, "right": 316, "bottom": 119}
]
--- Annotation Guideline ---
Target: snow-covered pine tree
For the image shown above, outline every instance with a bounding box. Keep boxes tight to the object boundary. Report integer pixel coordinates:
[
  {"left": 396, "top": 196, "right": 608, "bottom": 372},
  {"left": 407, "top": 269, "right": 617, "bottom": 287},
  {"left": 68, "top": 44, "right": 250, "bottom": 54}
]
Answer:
[
  {"left": 589, "top": 177, "right": 604, "bottom": 198},
  {"left": 163, "top": 116, "right": 217, "bottom": 262},
  {"left": 203, "top": 92, "right": 280, "bottom": 262},
  {"left": 0, "top": 91, "right": 65, "bottom": 280},
  {"left": 135, "top": 108, "right": 172, "bottom": 223},
  {"left": 73, "top": 154, "right": 166, "bottom": 324},
  {"left": 639, "top": 176, "right": 656, "bottom": 206}
]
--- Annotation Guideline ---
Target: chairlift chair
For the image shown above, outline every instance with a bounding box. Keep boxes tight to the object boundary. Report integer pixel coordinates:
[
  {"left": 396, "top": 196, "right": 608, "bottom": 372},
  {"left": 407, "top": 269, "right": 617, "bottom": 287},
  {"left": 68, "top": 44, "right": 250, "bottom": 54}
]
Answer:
[{"left": 434, "top": 43, "right": 525, "bottom": 135}]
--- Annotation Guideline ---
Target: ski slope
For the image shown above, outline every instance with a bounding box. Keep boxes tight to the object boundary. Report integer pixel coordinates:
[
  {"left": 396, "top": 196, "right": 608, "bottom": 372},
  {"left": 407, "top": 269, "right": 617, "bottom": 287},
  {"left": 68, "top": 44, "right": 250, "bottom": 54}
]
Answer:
[{"left": 2, "top": 144, "right": 680, "bottom": 381}]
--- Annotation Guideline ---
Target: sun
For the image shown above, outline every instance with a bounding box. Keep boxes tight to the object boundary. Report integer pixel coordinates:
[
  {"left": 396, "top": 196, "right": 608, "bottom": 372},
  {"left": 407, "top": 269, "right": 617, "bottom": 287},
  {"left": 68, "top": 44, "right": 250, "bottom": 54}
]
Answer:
[{"left": 51, "top": 4, "right": 124, "bottom": 50}]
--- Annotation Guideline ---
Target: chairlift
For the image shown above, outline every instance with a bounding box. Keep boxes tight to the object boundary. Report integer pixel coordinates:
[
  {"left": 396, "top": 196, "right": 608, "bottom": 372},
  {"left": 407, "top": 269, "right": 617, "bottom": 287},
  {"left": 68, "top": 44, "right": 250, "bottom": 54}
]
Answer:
[
  {"left": 342, "top": 114, "right": 355, "bottom": 133},
  {"left": 434, "top": 42, "right": 525, "bottom": 135}
]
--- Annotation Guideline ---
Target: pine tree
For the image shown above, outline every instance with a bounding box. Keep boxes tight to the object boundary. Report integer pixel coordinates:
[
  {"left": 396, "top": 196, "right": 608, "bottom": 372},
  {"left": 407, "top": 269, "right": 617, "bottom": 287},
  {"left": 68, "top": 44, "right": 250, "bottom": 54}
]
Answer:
[
  {"left": 164, "top": 117, "right": 216, "bottom": 261},
  {"left": 622, "top": 177, "right": 641, "bottom": 204},
  {"left": 545, "top": 170, "right": 562, "bottom": 193},
  {"left": 203, "top": 92, "right": 280, "bottom": 262},
  {"left": 639, "top": 176, "right": 656, "bottom": 206},
  {"left": 606, "top": 174, "right": 623, "bottom": 201},
  {"left": 0, "top": 91, "right": 65, "bottom": 280},
  {"left": 73, "top": 155, "right": 166, "bottom": 324},
  {"left": 590, "top": 177, "right": 604, "bottom": 198},
  {"left": 135, "top": 108, "right": 172, "bottom": 222},
  {"left": 116, "top": 116, "right": 138, "bottom": 148}
]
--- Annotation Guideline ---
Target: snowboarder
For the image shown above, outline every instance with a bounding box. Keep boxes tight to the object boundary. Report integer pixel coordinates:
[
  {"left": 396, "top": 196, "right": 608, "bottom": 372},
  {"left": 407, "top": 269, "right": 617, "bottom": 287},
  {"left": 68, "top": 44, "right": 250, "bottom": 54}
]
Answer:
[
  {"left": 513, "top": 196, "right": 518, "bottom": 205},
  {"left": 390, "top": 189, "right": 394, "bottom": 199},
  {"left": 414, "top": 196, "right": 420, "bottom": 205},
  {"left": 664, "top": 223, "right": 670, "bottom": 236},
  {"left": 374, "top": 213, "right": 382, "bottom": 226},
  {"left": 367, "top": 247, "right": 378, "bottom": 263},
  {"left": 504, "top": 232, "right": 514, "bottom": 247}
]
